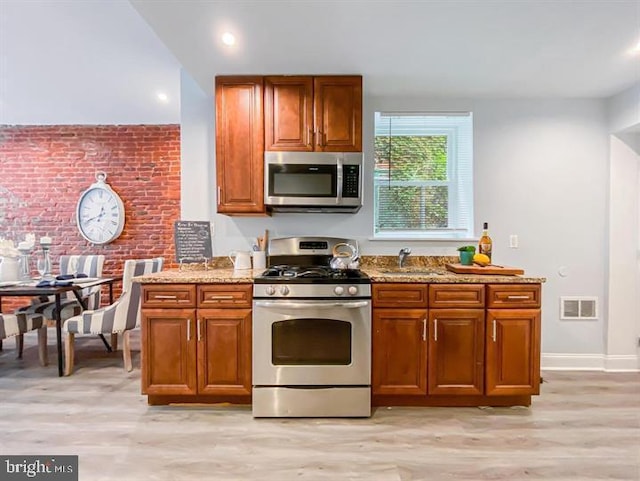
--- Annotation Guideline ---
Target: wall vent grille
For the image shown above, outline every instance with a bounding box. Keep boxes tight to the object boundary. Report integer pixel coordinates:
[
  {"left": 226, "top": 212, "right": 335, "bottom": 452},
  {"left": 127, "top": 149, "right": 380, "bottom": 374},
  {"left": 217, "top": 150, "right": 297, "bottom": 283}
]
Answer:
[{"left": 560, "top": 297, "right": 598, "bottom": 320}]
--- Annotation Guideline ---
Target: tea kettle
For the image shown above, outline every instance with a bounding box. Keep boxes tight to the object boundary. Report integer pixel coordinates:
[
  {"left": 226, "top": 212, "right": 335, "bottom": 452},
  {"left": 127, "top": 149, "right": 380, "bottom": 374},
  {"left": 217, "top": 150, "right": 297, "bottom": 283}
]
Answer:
[{"left": 330, "top": 242, "right": 359, "bottom": 270}]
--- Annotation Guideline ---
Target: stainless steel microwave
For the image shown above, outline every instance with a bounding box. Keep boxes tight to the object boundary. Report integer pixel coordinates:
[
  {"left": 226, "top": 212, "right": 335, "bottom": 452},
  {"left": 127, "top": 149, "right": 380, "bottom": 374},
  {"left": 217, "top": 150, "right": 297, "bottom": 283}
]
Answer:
[{"left": 264, "top": 152, "right": 363, "bottom": 213}]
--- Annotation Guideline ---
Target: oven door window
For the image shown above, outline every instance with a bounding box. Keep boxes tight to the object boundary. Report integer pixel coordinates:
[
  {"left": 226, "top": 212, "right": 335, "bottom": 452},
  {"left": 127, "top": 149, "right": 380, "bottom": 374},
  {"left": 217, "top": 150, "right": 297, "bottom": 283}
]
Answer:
[
  {"left": 268, "top": 164, "right": 337, "bottom": 198},
  {"left": 272, "top": 318, "right": 351, "bottom": 365}
]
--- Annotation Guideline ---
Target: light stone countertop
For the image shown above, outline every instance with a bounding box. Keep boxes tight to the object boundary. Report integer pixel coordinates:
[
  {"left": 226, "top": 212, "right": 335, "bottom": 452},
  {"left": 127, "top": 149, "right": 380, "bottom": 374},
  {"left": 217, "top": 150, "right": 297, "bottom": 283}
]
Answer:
[
  {"left": 362, "top": 267, "right": 545, "bottom": 284},
  {"left": 133, "top": 267, "right": 259, "bottom": 284},
  {"left": 133, "top": 260, "right": 546, "bottom": 284}
]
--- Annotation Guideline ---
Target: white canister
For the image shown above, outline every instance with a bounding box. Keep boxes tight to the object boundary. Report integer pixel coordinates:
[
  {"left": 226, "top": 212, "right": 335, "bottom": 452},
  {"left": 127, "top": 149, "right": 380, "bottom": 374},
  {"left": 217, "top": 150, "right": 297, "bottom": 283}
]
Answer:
[
  {"left": 252, "top": 251, "right": 267, "bottom": 270},
  {"left": 0, "top": 257, "right": 20, "bottom": 282}
]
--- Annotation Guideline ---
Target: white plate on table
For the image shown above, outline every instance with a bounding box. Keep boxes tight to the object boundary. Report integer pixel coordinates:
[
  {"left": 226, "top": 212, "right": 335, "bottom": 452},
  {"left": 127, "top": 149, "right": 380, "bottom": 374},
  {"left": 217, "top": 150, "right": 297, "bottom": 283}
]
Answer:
[{"left": 0, "top": 280, "right": 21, "bottom": 287}]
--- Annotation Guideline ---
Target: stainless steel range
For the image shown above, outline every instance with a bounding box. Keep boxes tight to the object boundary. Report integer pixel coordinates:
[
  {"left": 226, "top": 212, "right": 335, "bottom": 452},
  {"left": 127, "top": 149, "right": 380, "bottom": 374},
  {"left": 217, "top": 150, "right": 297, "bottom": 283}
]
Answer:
[{"left": 252, "top": 236, "right": 371, "bottom": 418}]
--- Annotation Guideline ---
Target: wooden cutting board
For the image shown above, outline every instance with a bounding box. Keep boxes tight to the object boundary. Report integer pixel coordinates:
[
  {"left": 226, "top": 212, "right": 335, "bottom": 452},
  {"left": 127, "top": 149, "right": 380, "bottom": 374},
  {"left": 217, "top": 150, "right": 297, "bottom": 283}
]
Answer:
[{"left": 445, "top": 263, "right": 524, "bottom": 276}]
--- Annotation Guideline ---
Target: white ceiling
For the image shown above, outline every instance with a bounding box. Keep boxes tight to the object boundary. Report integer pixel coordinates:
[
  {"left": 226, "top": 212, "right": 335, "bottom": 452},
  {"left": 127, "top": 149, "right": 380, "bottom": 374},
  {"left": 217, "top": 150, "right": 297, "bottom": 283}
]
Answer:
[
  {"left": 0, "top": 0, "right": 182, "bottom": 125},
  {"left": 1, "top": 0, "right": 639, "bottom": 125}
]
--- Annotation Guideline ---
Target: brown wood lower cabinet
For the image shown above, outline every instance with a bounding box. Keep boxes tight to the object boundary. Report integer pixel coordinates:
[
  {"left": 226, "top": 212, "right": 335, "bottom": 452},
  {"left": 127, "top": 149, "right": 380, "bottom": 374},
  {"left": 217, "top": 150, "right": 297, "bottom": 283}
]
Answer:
[
  {"left": 428, "top": 309, "right": 484, "bottom": 396},
  {"left": 197, "top": 308, "right": 252, "bottom": 396},
  {"left": 139, "top": 281, "right": 542, "bottom": 408},
  {"left": 141, "top": 308, "right": 197, "bottom": 395},
  {"left": 372, "top": 282, "right": 542, "bottom": 407},
  {"left": 141, "top": 284, "right": 252, "bottom": 404},
  {"left": 372, "top": 308, "right": 427, "bottom": 395},
  {"left": 485, "top": 308, "right": 541, "bottom": 396}
]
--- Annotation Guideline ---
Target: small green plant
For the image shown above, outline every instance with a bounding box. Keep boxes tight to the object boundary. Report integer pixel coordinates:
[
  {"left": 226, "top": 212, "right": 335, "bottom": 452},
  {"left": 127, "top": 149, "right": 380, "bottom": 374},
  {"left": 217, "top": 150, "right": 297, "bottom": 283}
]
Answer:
[{"left": 457, "top": 245, "right": 476, "bottom": 253}]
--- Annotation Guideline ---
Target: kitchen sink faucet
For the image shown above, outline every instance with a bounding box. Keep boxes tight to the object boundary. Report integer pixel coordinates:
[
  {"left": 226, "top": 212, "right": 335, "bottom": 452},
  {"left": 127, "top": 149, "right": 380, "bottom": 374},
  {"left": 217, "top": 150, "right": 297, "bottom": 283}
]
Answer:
[{"left": 398, "top": 247, "right": 411, "bottom": 267}]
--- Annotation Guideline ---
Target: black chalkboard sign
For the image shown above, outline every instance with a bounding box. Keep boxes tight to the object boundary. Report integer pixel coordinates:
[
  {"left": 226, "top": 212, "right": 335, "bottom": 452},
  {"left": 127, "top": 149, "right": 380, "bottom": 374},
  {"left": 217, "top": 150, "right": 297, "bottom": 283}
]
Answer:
[{"left": 174, "top": 221, "right": 213, "bottom": 263}]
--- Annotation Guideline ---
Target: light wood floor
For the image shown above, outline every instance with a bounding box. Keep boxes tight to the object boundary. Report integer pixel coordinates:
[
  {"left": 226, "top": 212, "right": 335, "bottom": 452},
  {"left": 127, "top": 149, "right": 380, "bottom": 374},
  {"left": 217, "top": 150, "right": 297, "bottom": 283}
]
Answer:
[{"left": 1, "top": 329, "right": 639, "bottom": 481}]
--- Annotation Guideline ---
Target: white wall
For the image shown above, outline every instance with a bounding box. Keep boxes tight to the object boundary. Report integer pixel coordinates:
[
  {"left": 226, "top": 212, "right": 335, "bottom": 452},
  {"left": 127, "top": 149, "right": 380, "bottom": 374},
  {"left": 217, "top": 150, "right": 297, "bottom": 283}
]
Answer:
[
  {"left": 179, "top": 69, "right": 214, "bottom": 234},
  {"left": 604, "top": 83, "right": 640, "bottom": 371},
  {"left": 180, "top": 83, "right": 611, "bottom": 358},
  {"left": 606, "top": 135, "right": 640, "bottom": 370},
  {"left": 607, "top": 83, "right": 640, "bottom": 134}
]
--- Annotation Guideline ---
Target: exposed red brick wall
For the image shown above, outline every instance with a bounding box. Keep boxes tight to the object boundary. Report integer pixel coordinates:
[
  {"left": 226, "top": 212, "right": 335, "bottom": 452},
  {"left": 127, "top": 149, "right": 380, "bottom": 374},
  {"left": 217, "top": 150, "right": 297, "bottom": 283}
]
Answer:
[{"left": 0, "top": 125, "right": 181, "bottom": 310}]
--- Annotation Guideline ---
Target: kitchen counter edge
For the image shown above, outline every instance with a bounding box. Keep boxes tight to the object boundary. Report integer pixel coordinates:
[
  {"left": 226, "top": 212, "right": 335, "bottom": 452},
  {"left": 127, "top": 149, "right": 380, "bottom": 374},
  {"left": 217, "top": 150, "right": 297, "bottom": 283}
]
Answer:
[{"left": 133, "top": 268, "right": 546, "bottom": 284}]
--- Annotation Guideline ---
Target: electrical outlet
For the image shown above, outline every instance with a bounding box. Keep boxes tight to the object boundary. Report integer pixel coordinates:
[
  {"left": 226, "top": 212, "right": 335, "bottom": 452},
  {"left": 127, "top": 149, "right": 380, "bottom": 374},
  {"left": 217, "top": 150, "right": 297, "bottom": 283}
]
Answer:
[{"left": 509, "top": 234, "right": 518, "bottom": 248}]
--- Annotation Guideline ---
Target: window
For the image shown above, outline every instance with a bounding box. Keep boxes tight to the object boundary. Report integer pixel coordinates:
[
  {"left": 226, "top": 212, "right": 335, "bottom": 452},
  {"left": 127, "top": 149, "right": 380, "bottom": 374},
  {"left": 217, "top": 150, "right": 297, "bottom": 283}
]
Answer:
[{"left": 373, "top": 112, "right": 473, "bottom": 239}]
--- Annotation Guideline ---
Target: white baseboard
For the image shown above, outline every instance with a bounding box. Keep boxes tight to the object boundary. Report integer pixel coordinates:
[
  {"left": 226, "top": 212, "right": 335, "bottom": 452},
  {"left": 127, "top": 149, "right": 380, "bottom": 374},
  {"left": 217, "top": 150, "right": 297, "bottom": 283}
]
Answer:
[{"left": 541, "top": 353, "right": 640, "bottom": 372}]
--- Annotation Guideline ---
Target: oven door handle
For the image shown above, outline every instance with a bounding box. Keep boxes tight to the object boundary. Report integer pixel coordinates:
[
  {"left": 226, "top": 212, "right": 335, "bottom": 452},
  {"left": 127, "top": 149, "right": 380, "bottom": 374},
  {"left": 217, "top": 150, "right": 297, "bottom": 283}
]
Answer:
[{"left": 254, "top": 300, "right": 370, "bottom": 309}]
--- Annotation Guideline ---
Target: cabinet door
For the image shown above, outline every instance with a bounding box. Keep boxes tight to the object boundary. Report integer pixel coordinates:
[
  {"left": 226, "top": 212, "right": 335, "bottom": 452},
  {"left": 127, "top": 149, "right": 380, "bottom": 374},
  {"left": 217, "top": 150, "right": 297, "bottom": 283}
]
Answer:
[
  {"left": 197, "top": 308, "right": 252, "bottom": 396},
  {"left": 372, "top": 308, "right": 427, "bottom": 396},
  {"left": 215, "top": 76, "right": 265, "bottom": 214},
  {"left": 428, "top": 309, "right": 484, "bottom": 395},
  {"left": 141, "top": 309, "right": 197, "bottom": 395},
  {"left": 486, "top": 309, "right": 541, "bottom": 396},
  {"left": 264, "top": 76, "right": 313, "bottom": 151},
  {"left": 313, "top": 76, "right": 362, "bottom": 152}
]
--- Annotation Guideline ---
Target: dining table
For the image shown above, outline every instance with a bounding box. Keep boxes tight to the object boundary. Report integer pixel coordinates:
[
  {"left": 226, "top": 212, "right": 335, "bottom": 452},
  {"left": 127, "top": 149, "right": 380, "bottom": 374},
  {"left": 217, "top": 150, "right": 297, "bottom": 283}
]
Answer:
[{"left": 0, "top": 277, "right": 121, "bottom": 376}]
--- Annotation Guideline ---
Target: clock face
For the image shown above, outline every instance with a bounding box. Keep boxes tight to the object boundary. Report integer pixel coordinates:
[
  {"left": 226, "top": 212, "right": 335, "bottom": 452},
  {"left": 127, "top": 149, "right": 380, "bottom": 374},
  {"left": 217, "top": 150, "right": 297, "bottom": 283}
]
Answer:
[{"left": 76, "top": 186, "right": 125, "bottom": 244}]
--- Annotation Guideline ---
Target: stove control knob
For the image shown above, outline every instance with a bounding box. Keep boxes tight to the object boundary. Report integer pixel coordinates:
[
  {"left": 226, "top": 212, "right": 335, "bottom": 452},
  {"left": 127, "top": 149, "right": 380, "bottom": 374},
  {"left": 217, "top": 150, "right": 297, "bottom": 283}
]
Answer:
[
  {"left": 348, "top": 286, "right": 358, "bottom": 296},
  {"left": 265, "top": 286, "right": 276, "bottom": 296},
  {"left": 334, "top": 286, "right": 345, "bottom": 296},
  {"left": 279, "top": 286, "right": 290, "bottom": 296}
]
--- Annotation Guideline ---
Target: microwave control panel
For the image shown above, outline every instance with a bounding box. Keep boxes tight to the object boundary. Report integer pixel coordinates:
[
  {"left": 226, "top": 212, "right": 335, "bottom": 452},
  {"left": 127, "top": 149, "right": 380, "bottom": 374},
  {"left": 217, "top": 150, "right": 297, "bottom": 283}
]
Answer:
[{"left": 342, "top": 165, "right": 360, "bottom": 198}]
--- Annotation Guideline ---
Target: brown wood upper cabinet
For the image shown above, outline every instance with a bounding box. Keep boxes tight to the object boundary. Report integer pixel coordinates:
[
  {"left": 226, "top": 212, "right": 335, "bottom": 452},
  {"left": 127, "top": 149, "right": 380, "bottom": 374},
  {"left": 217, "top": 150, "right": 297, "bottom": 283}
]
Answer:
[
  {"left": 264, "top": 75, "right": 362, "bottom": 152},
  {"left": 215, "top": 76, "right": 266, "bottom": 215}
]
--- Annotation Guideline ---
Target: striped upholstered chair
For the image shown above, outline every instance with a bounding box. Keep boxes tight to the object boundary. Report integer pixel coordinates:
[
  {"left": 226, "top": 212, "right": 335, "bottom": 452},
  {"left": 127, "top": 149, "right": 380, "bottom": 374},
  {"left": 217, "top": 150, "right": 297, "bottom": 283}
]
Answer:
[
  {"left": 16, "top": 254, "right": 105, "bottom": 321},
  {"left": 0, "top": 312, "right": 48, "bottom": 366},
  {"left": 61, "top": 258, "right": 163, "bottom": 375}
]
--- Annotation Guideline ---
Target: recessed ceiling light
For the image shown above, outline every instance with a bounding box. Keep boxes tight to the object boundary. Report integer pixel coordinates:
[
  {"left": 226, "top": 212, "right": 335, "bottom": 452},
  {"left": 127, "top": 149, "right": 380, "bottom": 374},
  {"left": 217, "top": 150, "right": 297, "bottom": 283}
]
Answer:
[
  {"left": 156, "top": 92, "right": 169, "bottom": 103},
  {"left": 222, "top": 32, "right": 236, "bottom": 46}
]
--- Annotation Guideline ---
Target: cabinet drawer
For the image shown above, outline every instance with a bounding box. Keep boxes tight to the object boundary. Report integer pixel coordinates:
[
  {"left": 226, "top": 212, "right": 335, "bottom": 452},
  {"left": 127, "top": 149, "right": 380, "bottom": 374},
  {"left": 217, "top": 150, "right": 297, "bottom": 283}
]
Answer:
[
  {"left": 373, "top": 284, "right": 428, "bottom": 308},
  {"left": 429, "top": 284, "right": 485, "bottom": 308},
  {"left": 198, "top": 284, "right": 253, "bottom": 308},
  {"left": 487, "top": 284, "right": 541, "bottom": 308},
  {"left": 142, "top": 285, "right": 196, "bottom": 308}
]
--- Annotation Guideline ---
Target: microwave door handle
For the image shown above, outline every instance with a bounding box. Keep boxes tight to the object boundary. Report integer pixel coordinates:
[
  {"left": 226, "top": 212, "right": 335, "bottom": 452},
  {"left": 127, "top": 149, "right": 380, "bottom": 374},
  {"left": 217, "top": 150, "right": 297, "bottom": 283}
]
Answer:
[{"left": 336, "top": 158, "right": 343, "bottom": 204}]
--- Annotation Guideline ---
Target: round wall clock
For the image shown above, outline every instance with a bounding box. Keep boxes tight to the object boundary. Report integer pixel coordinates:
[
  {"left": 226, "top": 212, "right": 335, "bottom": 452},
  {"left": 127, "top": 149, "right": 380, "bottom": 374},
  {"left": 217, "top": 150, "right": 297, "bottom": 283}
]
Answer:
[{"left": 76, "top": 172, "right": 125, "bottom": 245}]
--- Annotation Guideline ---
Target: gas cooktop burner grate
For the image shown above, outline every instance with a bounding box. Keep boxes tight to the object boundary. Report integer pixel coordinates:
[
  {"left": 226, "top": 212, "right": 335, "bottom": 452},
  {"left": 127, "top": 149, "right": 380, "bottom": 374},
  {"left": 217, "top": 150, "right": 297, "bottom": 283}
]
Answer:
[{"left": 259, "top": 265, "right": 367, "bottom": 280}]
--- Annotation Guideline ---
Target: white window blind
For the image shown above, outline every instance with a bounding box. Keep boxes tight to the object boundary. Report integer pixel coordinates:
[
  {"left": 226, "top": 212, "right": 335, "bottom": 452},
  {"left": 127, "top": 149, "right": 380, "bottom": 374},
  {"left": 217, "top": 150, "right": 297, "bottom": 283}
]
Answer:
[{"left": 373, "top": 111, "right": 474, "bottom": 239}]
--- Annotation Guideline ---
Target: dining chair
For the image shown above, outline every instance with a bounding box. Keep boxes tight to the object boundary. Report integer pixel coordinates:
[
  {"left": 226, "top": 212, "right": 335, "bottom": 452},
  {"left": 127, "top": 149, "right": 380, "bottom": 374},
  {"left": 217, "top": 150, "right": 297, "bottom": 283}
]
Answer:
[
  {"left": 0, "top": 312, "right": 48, "bottom": 366},
  {"left": 61, "top": 258, "right": 163, "bottom": 375},
  {"left": 16, "top": 254, "right": 105, "bottom": 320}
]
